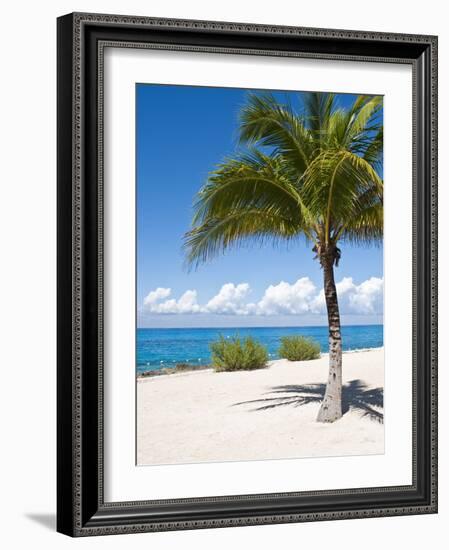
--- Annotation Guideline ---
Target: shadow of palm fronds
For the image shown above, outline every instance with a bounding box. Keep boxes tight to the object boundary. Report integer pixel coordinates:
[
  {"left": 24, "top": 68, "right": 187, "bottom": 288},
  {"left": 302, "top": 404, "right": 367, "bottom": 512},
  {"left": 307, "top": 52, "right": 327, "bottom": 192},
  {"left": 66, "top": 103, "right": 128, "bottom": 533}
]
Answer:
[{"left": 233, "top": 379, "right": 383, "bottom": 423}]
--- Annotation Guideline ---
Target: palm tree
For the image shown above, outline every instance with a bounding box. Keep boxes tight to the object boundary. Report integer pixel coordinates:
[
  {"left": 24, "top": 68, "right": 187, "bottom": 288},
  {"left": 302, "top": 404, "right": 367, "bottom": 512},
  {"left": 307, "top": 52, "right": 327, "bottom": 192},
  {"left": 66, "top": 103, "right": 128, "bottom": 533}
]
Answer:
[{"left": 184, "top": 92, "right": 383, "bottom": 422}]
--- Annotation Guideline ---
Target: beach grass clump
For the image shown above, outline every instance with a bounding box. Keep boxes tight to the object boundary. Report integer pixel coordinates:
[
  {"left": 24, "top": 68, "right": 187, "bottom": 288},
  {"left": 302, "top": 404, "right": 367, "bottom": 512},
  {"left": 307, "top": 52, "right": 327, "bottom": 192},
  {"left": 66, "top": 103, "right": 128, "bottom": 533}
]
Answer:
[
  {"left": 210, "top": 335, "right": 268, "bottom": 372},
  {"left": 278, "top": 336, "right": 321, "bottom": 361}
]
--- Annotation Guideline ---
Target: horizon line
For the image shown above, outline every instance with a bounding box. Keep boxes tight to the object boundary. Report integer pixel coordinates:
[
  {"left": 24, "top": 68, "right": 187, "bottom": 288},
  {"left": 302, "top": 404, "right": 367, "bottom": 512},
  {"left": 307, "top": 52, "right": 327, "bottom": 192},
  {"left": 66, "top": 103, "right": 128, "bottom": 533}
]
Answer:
[{"left": 137, "top": 323, "right": 384, "bottom": 330}]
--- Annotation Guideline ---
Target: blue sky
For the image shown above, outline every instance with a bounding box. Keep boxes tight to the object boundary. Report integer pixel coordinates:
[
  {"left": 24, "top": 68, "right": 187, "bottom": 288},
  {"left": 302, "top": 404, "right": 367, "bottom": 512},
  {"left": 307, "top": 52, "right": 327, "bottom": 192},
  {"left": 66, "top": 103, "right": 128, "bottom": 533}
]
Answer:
[{"left": 136, "top": 84, "right": 383, "bottom": 328}]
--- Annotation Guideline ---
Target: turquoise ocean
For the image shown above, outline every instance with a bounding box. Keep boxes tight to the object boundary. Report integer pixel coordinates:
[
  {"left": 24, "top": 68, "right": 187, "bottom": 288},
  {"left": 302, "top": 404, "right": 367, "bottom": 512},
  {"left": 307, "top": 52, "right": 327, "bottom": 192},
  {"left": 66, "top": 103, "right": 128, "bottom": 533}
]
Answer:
[{"left": 136, "top": 324, "right": 383, "bottom": 374}]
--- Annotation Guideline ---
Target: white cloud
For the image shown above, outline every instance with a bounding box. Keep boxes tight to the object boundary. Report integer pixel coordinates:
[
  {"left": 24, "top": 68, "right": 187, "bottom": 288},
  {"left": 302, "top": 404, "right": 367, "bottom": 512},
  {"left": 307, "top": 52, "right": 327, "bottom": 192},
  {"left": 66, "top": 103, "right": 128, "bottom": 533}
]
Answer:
[
  {"left": 143, "top": 288, "right": 201, "bottom": 314},
  {"left": 143, "top": 287, "right": 171, "bottom": 305},
  {"left": 205, "top": 283, "right": 251, "bottom": 315},
  {"left": 310, "top": 276, "right": 383, "bottom": 315},
  {"left": 348, "top": 277, "right": 383, "bottom": 314},
  {"left": 141, "top": 276, "right": 383, "bottom": 316},
  {"left": 255, "top": 278, "right": 317, "bottom": 315}
]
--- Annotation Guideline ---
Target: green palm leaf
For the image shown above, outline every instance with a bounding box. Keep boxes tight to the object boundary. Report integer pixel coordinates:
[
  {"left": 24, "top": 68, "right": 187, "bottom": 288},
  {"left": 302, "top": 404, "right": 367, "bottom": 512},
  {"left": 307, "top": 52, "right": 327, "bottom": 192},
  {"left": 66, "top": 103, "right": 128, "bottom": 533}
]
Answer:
[
  {"left": 339, "top": 203, "right": 383, "bottom": 245},
  {"left": 192, "top": 150, "right": 303, "bottom": 224},
  {"left": 303, "top": 92, "right": 335, "bottom": 137},
  {"left": 238, "top": 93, "right": 313, "bottom": 174},
  {"left": 185, "top": 209, "right": 303, "bottom": 267}
]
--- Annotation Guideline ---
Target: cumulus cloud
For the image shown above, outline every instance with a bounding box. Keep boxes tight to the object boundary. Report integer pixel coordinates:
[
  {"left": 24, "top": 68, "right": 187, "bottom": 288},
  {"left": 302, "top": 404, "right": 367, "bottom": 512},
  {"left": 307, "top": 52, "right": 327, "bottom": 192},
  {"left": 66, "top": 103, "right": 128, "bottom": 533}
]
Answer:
[
  {"left": 141, "top": 276, "right": 383, "bottom": 317},
  {"left": 348, "top": 277, "right": 383, "bottom": 314},
  {"left": 205, "top": 283, "right": 251, "bottom": 315},
  {"left": 256, "top": 278, "right": 317, "bottom": 315},
  {"left": 310, "top": 276, "right": 383, "bottom": 315},
  {"left": 143, "top": 287, "right": 171, "bottom": 306},
  {"left": 143, "top": 288, "right": 201, "bottom": 314}
]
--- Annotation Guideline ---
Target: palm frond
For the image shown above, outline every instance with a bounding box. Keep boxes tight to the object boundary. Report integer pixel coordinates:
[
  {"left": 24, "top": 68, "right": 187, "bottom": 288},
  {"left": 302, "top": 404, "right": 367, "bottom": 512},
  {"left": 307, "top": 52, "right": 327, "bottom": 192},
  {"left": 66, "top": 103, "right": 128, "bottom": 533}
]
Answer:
[
  {"left": 185, "top": 209, "right": 303, "bottom": 267},
  {"left": 184, "top": 149, "right": 318, "bottom": 267},
  {"left": 344, "top": 96, "right": 383, "bottom": 150},
  {"left": 363, "top": 126, "right": 383, "bottom": 168},
  {"left": 338, "top": 203, "right": 383, "bottom": 245},
  {"left": 302, "top": 92, "right": 335, "bottom": 137},
  {"left": 192, "top": 150, "right": 303, "bottom": 226},
  {"left": 238, "top": 93, "right": 313, "bottom": 173},
  {"left": 327, "top": 109, "right": 350, "bottom": 147},
  {"left": 301, "top": 149, "right": 383, "bottom": 241}
]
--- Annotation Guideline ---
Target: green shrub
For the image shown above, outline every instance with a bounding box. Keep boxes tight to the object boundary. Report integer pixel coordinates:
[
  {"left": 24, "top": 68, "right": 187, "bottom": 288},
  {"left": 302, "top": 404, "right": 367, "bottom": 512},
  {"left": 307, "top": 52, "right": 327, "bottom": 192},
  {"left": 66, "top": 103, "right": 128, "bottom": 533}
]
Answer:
[
  {"left": 210, "top": 335, "right": 269, "bottom": 372},
  {"left": 278, "top": 336, "right": 320, "bottom": 361}
]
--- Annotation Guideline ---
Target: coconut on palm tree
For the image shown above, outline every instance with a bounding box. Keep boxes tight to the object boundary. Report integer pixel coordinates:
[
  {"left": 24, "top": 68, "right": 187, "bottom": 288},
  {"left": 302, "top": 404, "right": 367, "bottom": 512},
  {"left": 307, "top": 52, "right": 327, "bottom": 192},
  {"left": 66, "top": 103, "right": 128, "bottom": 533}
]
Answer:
[{"left": 184, "top": 92, "right": 383, "bottom": 423}]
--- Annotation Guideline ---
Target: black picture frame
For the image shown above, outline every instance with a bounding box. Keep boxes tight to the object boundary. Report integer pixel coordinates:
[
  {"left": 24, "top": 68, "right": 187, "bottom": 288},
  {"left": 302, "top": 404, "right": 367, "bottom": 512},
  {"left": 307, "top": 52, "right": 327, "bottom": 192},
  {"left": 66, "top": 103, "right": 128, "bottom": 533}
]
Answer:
[{"left": 57, "top": 12, "right": 438, "bottom": 537}]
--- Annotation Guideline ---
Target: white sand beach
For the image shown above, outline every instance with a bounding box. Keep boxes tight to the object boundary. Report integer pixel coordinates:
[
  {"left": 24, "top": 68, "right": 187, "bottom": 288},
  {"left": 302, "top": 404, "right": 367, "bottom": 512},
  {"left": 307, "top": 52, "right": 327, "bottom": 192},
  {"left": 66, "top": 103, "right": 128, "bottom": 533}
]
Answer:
[{"left": 137, "top": 348, "right": 384, "bottom": 465}]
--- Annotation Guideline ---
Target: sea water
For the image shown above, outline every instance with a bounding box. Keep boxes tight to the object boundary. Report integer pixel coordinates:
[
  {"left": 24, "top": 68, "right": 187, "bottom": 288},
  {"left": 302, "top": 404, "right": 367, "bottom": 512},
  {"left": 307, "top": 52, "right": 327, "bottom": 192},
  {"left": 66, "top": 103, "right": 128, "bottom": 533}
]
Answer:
[{"left": 136, "top": 325, "right": 383, "bottom": 374}]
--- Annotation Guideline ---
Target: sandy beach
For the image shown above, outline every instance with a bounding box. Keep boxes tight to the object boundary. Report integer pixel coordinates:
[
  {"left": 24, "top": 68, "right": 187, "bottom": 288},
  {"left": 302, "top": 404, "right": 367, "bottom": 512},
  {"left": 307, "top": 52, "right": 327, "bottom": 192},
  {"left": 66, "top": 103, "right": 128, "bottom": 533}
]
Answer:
[{"left": 137, "top": 348, "right": 384, "bottom": 465}]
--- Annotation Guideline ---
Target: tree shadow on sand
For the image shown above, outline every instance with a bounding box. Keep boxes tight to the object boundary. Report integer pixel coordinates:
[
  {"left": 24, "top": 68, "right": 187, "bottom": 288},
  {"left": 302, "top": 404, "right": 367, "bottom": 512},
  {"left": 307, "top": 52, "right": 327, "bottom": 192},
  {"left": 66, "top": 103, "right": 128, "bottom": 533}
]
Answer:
[{"left": 233, "top": 379, "right": 383, "bottom": 423}]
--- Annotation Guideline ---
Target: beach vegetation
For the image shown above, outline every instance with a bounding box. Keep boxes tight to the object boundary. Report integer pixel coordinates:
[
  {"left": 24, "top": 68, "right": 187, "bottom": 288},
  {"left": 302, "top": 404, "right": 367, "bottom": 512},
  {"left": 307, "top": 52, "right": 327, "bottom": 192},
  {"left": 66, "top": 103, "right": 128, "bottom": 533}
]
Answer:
[
  {"left": 278, "top": 336, "right": 320, "bottom": 361},
  {"left": 210, "top": 335, "right": 269, "bottom": 372}
]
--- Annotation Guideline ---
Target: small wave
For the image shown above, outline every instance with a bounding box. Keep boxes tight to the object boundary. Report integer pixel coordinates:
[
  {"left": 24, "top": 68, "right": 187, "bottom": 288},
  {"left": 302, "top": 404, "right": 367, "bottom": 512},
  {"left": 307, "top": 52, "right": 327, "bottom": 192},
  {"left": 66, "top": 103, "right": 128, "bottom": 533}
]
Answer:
[{"left": 343, "top": 346, "right": 384, "bottom": 354}]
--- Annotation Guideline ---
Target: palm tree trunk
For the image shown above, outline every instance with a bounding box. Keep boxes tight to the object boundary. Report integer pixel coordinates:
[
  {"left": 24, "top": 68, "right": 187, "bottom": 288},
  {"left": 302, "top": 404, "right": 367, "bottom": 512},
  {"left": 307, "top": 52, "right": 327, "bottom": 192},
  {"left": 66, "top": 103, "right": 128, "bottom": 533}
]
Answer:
[{"left": 317, "top": 250, "right": 343, "bottom": 422}]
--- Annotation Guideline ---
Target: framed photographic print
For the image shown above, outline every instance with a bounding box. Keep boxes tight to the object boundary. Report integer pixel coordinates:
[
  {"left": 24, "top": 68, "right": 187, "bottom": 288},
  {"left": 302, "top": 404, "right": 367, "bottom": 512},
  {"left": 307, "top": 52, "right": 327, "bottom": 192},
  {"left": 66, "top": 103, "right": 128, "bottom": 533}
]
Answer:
[{"left": 57, "top": 12, "right": 438, "bottom": 536}]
